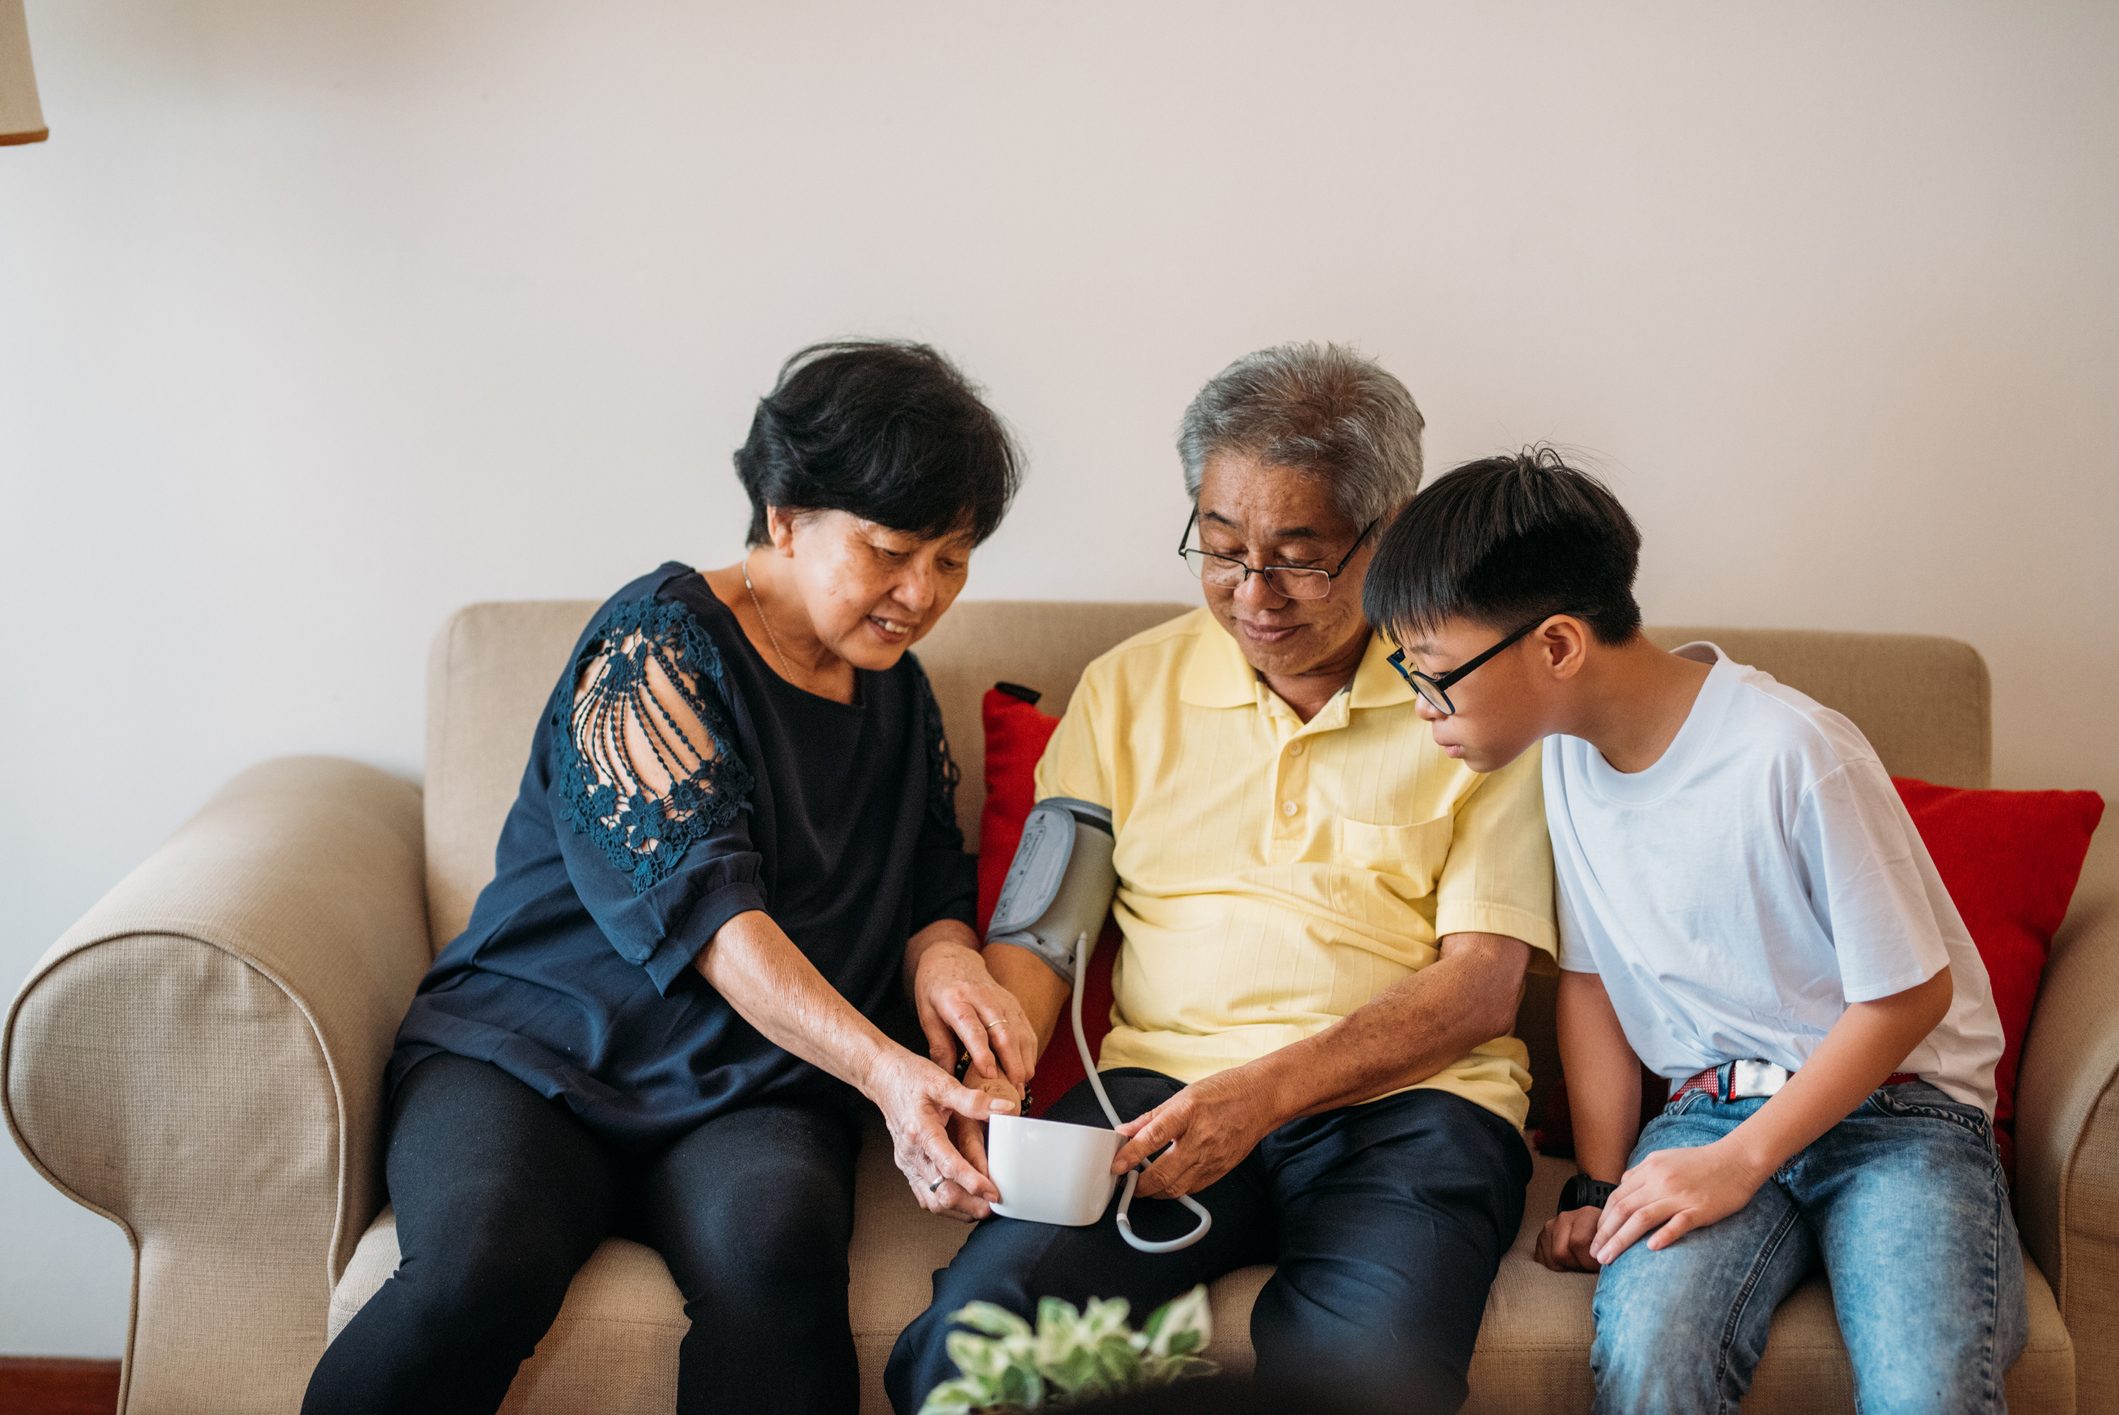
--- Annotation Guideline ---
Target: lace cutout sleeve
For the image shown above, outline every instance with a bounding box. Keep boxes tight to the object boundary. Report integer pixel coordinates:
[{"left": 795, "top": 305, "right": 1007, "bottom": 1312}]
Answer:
[{"left": 550, "top": 597, "right": 754, "bottom": 894}]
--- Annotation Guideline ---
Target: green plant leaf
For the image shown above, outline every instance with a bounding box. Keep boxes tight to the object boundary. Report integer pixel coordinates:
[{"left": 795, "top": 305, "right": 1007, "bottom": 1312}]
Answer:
[
  {"left": 1080, "top": 1295, "right": 1132, "bottom": 1341},
  {"left": 945, "top": 1330, "right": 1008, "bottom": 1383},
  {"left": 915, "top": 1376, "right": 990, "bottom": 1415},
  {"left": 950, "top": 1302, "right": 1034, "bottom": 1341},
  {"left": 1039, "top": 1343, "right": 1100, "bottom": 1395},
  {"left": 938, "top": 1285, "right": 1226, "bottom": 1409},
  {"left": 999, "top": 1363, "right": 1044, "bottom": 1407},
  {"left": 1036, "top": 1296, "right": 1082, "bottom": 1336},
  {"left": 1095, "top": 1335, "right": 1144, "bottom": 1387},
  {"left": 1144, "top": 1285, "right": 1213, "bottom": 1358},
  {"left": 1141, "top": 1303, "right": 1169, "bottom": 1347},
  {"left": 1033, "top": 1296, "right": 1086, "bottom": 1372}
]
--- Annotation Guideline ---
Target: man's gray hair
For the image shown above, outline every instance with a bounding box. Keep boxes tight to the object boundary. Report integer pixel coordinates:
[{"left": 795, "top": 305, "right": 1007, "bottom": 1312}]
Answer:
[{"left": 1177, "top": 342, "right": 1425, "bottom": 526}]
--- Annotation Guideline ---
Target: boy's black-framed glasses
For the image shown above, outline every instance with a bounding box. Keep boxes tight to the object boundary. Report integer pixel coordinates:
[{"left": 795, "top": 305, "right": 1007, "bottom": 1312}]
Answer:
[
  {"left": 1177, "top": 508, "right": 1378, "bottom": 602},
  {"left": 1386, "top": 616, "right": 1556, "bottom": 716}
]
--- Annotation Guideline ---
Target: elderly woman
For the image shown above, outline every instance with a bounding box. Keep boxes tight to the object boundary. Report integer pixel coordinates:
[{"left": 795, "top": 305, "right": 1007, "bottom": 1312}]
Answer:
[{"left": 304, "top": 341, "right": 1036, "bottom": 1415}]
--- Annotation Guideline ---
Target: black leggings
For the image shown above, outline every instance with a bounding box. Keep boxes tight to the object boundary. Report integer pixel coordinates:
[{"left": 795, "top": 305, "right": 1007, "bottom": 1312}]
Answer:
[{"left": 303, "top": 1054, "right": 862, "bottom": 1415}]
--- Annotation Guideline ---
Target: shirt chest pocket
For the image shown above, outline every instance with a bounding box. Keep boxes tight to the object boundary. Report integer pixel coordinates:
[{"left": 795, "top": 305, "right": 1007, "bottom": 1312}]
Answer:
[{"left": 1332, "top": 814, "right": 1453, "bottom": 898}]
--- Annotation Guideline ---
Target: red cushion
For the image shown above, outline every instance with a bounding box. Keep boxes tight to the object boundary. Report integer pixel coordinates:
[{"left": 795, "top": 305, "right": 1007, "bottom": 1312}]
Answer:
[
  {"left": 1891, "top": 778, "right": 2104, "bottom": 1164},
  {"left": 975, "top": 685, "right": 1062, "bottom": 932},
  {"left": 977, "top": 685, "right": 1118, "bottom": 1117}
]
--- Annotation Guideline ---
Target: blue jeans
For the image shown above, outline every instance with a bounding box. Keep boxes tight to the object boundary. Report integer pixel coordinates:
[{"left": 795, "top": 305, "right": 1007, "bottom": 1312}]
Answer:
[
  {"left": 1591, "top": 1080, "right": 2028, "bottom": 1415},
  {"left": 886, "top": 1069, "right": 1531, "bottom": 1415}
]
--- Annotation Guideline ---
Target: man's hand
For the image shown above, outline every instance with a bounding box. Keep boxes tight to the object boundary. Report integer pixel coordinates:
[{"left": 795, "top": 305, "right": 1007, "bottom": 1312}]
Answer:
[
  {"left": 948, "top": 1072, "right": 1025, "bottom": 1211},
  {"left": 1593, "top": 1138, "right": 1768, "bottom": 1266},
  {"left": 1535, "top": 1206, "right": 1604, "bottom": 1272},
  {"left": 1109, "top": 1067, "right": 1279, "bottom": 1199}
]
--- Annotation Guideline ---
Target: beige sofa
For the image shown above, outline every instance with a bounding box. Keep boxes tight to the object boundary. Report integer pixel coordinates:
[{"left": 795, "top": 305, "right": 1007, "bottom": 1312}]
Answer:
[{"left": 6, "top": 599, "right": 2115, "bottom": 1414}]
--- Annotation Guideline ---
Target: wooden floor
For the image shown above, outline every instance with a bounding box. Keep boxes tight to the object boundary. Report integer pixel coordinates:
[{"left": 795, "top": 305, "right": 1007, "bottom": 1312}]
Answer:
[{"left": 0, "top": 1358, "right": 121, "bottom": 1415}]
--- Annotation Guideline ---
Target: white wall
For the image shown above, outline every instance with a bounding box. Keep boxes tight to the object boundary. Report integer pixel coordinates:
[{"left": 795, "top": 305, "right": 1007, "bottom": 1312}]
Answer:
[{"left": 3, "top": 0, "right": 2114, "bottom": 1357}]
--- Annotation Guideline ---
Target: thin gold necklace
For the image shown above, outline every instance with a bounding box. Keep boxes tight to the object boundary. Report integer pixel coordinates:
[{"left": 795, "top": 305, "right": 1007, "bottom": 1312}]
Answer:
[{"left": 741, "top": 557, "right": 799, "bottom": 685}]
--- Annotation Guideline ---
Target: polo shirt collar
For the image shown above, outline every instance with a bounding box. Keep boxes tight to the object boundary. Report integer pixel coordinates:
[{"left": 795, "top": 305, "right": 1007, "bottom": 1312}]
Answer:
[
  {"left": 1179, "top": 615, "right": 1418, "bottom": 711},
  {"left": 1349, "top": 632, "right": 1419, "bottom": 709},
  {"left": 1178, "top": 614, "right": 1258, "bottom": 708}
]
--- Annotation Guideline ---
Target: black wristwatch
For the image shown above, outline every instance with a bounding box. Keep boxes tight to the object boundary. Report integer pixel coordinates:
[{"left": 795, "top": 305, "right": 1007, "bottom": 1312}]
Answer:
[{"left": 1558, "top": 1174, "right": 1617, "bottom": 1214}]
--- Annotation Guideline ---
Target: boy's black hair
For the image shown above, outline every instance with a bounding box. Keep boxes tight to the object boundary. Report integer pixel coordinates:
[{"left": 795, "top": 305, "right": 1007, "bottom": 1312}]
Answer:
[
  {"left": 1362, "top": 446, "right": 1644, "bottom": 645},
  {"left": 735, "top": 340, "right": 1022, "bottom": 548}
]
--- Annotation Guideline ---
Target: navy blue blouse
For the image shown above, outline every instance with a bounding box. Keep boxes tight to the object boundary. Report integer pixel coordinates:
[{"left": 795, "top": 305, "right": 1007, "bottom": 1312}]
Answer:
[{"left": 389, "top": 562, "right": 978, "bottom": 1147}]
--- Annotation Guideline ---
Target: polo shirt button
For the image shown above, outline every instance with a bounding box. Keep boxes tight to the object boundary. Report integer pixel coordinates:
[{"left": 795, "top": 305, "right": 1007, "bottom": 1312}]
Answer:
[
  {"left": 1289, "top": 742, "right": 1305, "bottom": 757},
  {"left": 1282, "top": 800, "right": 1299, "bottom": 817}
]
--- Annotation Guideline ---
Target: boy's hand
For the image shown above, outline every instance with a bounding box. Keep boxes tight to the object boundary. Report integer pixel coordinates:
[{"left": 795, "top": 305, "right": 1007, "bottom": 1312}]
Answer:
[
  {"left": 1535, "top": 1206, "right": 1604, "bottom": 1272},
  {"left": 1592, "top": 1138, "right": 1767, "bottom": 1266}
]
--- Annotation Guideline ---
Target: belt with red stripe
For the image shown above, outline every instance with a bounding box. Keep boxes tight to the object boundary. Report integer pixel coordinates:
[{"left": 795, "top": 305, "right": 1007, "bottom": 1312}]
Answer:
[{"left": 1670, "top": 1060, "right": 1919, "bottom": 1104}]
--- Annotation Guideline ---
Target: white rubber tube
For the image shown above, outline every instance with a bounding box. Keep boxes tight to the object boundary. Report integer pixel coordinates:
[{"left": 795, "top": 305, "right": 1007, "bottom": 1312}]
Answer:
[{"left": 1071, "top": 933, "right": 1213, "bottom": 1253}]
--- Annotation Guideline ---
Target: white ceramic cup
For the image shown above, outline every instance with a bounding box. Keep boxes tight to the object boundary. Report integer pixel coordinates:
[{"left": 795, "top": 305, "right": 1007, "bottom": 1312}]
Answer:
[{"left": 985, "top": 1113, "right": 1121, "bottom": 1226}]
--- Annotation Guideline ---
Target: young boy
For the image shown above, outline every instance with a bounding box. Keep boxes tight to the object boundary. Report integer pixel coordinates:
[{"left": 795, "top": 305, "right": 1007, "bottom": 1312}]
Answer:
[{"left": 1361, "top": 450, "right": 2023, "bottom": 1414}]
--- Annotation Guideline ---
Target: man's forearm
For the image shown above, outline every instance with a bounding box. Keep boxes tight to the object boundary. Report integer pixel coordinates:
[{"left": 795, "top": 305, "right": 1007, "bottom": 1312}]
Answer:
[
  {"left": 982, "top": 939, "right": 1076, "bottom": 1057},
  {"left": 1253, "top": 932, "right": 1531, "bottom": 1124}
]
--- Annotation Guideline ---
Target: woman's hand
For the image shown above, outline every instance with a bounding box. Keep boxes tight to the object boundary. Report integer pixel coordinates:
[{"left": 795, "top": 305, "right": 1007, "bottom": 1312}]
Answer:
[
  {"left": 864, "top": 1048, "right": 1016, "bottom": 1222},
  {"left": 912, "top": 938, "right": 1037, "bottom": 1088}
]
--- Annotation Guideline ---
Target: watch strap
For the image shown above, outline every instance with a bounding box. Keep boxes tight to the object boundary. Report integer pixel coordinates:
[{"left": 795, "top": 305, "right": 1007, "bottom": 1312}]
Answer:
[{"left": 1558, "top": 1174, "right": 1617, "bottom": 1213}]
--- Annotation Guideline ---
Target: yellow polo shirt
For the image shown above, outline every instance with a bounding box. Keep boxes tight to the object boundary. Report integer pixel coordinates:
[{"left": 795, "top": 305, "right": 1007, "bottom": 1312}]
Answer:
[{"left": 1035, "top": 608, "right": 1558, "bottom": 1128}]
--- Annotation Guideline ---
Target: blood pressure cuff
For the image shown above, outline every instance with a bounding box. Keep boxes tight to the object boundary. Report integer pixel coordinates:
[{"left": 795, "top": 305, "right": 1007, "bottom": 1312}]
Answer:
[{"left": 985, "top": 797, "right": 1116, "bottom": 982}]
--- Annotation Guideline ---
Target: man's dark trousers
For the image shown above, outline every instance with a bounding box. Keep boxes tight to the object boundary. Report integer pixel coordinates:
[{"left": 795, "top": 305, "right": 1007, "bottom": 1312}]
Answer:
[{"left": 886, "top": 1068, "right": 1530, "bottom": 1415}]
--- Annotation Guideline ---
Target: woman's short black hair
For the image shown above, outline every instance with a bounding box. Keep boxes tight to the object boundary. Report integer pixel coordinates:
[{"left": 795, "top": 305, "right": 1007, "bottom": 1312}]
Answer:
[
  {"left": 734, "top": 340, "right": 1022, "bottom": 548},
  {"left": 1363, "top": 446, "right": 1644, "bottom": 645}
]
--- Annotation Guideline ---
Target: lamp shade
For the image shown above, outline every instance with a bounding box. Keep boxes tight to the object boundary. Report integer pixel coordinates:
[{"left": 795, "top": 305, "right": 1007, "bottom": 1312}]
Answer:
[{"left": 1, "top": 0, "right": 47, "bottom": 145}]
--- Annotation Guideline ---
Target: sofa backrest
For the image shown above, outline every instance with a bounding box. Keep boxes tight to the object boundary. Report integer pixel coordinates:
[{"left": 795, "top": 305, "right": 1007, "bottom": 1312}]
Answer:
[
  {"left": 424, "top": 599, "right": 1991, "bottom": 1123},
  {"left": 422, "top": 597, "right": 1194, "bottom": 950}
]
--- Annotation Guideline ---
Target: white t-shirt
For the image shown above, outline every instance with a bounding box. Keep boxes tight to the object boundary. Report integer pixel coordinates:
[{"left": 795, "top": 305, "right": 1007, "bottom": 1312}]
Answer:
[{"left": 1544, "top": 643, "right": 2003, "bottom": 1114}]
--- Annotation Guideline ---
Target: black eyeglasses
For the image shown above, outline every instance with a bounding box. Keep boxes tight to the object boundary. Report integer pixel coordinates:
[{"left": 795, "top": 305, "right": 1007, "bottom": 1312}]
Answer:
[
  {"left": 1386, "top": 617, "right": 1554, "bottom": 716},
  {"left": 1177, "top": 509, "right": 1378, "bottom": 602}
]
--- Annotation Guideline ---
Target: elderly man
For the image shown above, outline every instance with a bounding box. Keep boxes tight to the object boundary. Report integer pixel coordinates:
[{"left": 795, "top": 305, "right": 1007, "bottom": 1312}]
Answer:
[{"left": 886, "top": 345, "right": 1557, "bottom": 1415}]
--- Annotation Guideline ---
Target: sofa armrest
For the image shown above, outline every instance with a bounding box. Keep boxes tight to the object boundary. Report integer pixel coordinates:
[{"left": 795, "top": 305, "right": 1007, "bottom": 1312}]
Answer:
[
  {"left": 2015, "top": 795, "right": 2118, "bottom": 1413},
  {"left": 2, "top": 756, "right": 429, "bottom": 1415}
]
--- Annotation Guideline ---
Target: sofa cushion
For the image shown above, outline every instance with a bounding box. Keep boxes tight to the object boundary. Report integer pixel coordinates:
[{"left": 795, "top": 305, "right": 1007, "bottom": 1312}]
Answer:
[
  {"left": 973, "top": 683, "right": 1064, "bottom": 932},
  {"left": 1894, "top": 778, "right": 2106, "bottom": 1160},
  {"left": 329, "top": 1122, "right": 2073, "bottom": 1414}
]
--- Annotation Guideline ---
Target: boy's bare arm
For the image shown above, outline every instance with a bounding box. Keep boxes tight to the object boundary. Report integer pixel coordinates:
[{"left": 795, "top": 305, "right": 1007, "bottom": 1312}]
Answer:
[
  {"left": 1591, "top": 966, "right": 1955, "bottom": 1266},
  {"left": 1559, "top": 969, "right": 1642, "bottom": 1182},
  {"left": 1537, "top": 969, "right": 1641, "bottom": 1272}
]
